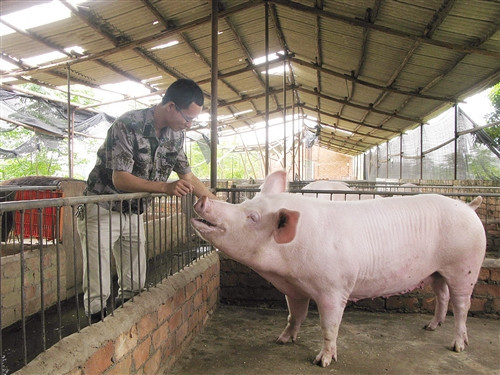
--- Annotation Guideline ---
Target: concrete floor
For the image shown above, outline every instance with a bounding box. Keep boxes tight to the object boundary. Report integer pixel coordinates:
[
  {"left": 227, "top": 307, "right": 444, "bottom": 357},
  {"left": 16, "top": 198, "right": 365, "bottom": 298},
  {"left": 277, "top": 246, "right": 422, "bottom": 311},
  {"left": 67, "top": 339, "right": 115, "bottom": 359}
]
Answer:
[{"left": 168, "top": 305, "right": 500, "bottom": 375}]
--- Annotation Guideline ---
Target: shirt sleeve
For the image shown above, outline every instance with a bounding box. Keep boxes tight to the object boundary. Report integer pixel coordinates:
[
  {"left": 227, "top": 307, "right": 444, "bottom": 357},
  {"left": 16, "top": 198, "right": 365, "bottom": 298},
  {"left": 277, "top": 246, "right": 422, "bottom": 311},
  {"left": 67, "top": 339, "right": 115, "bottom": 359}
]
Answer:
[{"left": 108, "top": 120, "right": 135, "bottom": 173}]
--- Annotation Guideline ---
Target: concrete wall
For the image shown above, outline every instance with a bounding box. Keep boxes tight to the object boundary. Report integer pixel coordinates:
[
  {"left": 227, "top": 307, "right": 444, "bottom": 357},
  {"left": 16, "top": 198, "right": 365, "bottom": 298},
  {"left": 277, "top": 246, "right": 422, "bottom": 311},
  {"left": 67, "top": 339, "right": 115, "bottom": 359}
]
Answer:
[
  {"left": 220, "top": 254, "right": 500, "bottom": 317},
  {"left": 15, "top": 252, "right": 219, "bottom": 375}
]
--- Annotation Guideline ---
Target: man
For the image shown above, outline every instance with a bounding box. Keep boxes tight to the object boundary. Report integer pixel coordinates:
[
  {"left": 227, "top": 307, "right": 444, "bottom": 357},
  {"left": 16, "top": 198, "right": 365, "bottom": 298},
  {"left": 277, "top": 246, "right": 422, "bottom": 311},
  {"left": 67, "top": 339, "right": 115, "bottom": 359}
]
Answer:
[{"left": 77, "top": 78, "right": 217, "bottom": 322}]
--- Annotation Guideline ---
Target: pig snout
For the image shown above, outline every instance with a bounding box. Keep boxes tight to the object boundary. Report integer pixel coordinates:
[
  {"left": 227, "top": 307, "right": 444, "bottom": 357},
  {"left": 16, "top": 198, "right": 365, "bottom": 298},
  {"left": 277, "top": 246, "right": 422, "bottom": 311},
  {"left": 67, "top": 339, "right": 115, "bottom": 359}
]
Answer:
[
  {"left": 191, "top": 196, "right": 219, "bottom": 236},
  {"left": 194, "top": 195, "right": 209, "bottom": 212}
]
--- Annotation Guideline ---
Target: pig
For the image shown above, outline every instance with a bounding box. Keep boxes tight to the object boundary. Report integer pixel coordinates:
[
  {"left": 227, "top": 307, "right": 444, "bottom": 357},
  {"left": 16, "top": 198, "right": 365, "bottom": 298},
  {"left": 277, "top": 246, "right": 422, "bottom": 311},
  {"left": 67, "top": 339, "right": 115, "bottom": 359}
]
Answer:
[
  {"left": 190, "top": 171, "right": 486, "bottom": 367},
  {"left": 301, "top": 180, "right": 354, "bottom": 201},
  {"left": 302, "top": 180, "right": 379, "bottom": 201}
]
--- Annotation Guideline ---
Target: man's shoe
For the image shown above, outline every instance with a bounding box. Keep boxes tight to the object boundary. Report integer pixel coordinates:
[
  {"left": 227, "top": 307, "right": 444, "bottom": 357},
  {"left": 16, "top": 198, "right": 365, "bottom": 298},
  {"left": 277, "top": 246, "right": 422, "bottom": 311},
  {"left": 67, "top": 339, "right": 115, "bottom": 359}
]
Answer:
[{"left": 88, "top": 309, "right": 107, "bottom": 324}]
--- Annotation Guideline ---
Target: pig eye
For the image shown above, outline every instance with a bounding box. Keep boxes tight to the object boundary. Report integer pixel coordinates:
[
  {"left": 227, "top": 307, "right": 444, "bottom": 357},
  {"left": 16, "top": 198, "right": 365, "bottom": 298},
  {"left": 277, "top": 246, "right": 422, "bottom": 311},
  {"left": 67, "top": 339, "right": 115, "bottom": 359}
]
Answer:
[{"left": 247, "top": 212, "right": 260, "bottom": 223}]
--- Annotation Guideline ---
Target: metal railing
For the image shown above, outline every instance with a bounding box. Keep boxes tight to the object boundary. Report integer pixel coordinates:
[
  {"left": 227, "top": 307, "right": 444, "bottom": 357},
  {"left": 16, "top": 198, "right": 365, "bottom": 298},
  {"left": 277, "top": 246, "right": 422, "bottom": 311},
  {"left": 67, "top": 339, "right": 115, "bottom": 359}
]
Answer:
[{"left": 0, "top": 190, "right": 209, "bottom": 374}]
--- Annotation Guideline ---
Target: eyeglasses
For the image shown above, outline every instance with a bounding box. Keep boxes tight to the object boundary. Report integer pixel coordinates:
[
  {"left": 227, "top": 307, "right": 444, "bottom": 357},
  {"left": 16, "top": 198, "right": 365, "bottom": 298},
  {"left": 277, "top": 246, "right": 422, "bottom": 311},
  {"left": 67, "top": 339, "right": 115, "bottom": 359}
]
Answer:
[{"left": 175, "top": 104, "right": 195, "bottom": 123}]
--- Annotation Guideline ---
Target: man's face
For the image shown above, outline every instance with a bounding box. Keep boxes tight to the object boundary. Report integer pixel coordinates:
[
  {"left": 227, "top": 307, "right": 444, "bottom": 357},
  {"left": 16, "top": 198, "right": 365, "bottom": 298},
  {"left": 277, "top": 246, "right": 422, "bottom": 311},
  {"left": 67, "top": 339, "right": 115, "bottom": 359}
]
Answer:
[{"left": 163, "top": 101, "right": 202, "bottom": 132}]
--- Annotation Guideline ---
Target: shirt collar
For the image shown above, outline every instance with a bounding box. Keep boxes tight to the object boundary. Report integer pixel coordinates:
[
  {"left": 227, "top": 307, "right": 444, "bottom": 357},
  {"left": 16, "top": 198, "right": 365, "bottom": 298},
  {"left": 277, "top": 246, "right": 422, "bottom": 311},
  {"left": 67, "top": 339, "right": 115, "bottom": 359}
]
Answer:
[{"left": 142, "top": 106, "right": 157, "bottom": 138}]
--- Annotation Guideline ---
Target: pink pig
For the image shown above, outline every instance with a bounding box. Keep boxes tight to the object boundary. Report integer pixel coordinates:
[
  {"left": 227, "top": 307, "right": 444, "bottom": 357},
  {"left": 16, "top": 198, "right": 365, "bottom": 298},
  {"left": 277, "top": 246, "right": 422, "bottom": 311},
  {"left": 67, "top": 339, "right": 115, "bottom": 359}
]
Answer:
[{"left": 191, "top": 171, "right": 486, "bottom": 367}]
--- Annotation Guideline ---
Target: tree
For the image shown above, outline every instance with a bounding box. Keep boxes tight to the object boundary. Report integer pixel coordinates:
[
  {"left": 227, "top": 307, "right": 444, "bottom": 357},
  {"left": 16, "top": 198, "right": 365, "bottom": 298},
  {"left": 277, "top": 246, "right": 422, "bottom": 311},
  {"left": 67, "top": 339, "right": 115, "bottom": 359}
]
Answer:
[
  {"left": 486, "top": 82, "right": 500, "bottom": 146},
  {"left": 0, "top": 84, "right": 98, "bottom": 180}
]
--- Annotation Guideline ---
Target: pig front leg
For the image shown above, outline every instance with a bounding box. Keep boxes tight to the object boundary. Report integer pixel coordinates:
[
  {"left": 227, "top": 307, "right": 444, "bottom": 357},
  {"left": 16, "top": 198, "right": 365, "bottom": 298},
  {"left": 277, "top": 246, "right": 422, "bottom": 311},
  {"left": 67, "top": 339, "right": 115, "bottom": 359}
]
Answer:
[
  {"left": 313, "top": 296, "right": 347, "bottom": 367},
  {"left": 276, "top": 295, "right": 310, "bottom": 343}
]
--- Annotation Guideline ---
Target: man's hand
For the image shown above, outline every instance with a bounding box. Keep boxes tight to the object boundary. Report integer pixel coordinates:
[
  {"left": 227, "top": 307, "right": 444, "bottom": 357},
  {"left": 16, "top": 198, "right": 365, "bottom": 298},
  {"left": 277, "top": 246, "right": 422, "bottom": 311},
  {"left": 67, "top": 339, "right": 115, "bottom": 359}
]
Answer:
[{"left": 166, "top": 179, "right": 194, "bottom": 197}]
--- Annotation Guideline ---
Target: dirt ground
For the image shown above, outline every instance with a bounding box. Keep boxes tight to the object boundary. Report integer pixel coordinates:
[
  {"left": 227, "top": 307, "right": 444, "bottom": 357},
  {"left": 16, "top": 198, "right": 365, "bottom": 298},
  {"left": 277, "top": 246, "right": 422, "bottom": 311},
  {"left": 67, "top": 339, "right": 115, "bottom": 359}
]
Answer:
[{"left": 168, "top": 305, "right": 500, "bottom": 375}]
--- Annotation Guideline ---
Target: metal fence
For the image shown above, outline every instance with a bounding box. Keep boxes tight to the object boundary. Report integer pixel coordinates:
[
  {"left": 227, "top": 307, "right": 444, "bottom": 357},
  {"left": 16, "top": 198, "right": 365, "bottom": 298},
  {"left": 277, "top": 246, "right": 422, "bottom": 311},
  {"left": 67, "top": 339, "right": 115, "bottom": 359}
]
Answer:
[
  {"left": 0, "top": 189, "right": 209, "bottom": 374},
  {"left": 219, "top": 182, "right": 500, "bottom": 257}
]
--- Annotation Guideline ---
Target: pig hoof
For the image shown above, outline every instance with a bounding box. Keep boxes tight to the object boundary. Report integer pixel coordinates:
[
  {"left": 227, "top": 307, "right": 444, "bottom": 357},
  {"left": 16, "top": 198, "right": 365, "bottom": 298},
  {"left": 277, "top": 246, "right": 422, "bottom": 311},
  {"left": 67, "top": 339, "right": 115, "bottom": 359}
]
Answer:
[
  {"left": 452, "top": 336, "right": 468, "bottom": 352},
  {"left": 423, "top": 321, "right": 441, "bottom": 331},
  {"left": 313, "top": 350, "right": 336, "bottom": 367},
  {"left": 276, "top": 337, "right": 287, "bottom": 345}
]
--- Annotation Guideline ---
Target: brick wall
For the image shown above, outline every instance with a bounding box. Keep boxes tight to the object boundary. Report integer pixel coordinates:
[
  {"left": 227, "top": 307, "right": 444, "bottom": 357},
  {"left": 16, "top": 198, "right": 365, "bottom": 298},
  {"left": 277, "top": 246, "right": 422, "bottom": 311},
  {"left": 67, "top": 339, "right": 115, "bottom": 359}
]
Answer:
[
  {"left": 16, "top": 252, "right": 220, "bottom": 375},
  {"left": 1, "top": 244, "right": 66, "bottom": 328},
  {"left": 220, "top": 254, "right": 500, "bottom": 317}
]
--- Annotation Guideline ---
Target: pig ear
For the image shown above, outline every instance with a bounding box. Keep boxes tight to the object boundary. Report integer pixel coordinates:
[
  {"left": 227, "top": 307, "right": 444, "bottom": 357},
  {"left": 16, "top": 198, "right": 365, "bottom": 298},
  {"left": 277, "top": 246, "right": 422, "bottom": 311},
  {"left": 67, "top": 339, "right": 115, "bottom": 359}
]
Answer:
[
  {"left": 260, "top": 171, "right": 287, "bottom": 195},
  {"left": 273, "top": 208, "right": 300, "bottom": 244}
]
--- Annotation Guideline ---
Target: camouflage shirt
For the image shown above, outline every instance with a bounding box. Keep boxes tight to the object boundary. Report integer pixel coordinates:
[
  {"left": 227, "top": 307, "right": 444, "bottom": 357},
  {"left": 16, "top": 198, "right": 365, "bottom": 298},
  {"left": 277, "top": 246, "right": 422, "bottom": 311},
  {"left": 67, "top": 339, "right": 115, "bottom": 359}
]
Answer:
[{"left": 85, "top": 106, "right": 191, "bottom": 213}]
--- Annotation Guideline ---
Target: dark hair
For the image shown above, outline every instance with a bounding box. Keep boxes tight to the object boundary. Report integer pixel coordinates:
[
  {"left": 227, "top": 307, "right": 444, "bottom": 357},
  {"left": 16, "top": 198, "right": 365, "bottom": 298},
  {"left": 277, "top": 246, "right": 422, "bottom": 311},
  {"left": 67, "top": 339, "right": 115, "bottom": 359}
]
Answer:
[{"left": 161, "top": 79, "right": 204, "bottom": 108}]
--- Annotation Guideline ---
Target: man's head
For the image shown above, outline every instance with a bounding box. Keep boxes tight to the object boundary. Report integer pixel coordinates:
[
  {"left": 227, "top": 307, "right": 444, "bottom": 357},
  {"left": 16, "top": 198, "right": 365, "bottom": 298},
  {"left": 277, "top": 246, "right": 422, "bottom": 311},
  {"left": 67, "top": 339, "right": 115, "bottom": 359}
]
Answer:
[
  {"left": 157, "top": 79, "right": 204, "bottom": 132},
  {"left": 162, "top": 79, "right": 204, "bottom": 108}
]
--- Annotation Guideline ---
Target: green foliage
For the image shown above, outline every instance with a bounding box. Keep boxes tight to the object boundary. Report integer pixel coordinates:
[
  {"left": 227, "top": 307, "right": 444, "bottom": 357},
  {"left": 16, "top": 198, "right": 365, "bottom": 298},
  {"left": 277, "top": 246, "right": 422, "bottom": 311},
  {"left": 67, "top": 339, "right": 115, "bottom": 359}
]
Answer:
[
  {"left": 485, "top": 83, "right": 500, "bottom": 146},
  {"left": 18, "top": 83, "right": 96, "bottom": 106},
  {"left": 0, "top": 146, "right": 63, "bottom": 180},
  {"left": 467, "top": 147, "right": 500, "bottom": 180},
  {"left": 187, "top": 139, "right": 264, "bottom": 180}
]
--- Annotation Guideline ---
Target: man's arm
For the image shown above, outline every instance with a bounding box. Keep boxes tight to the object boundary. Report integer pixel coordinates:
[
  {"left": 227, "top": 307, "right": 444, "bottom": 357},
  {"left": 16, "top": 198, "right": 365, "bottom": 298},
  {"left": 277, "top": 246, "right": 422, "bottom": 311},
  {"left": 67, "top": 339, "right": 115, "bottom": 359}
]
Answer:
[
  {"left": 112, "top": 170, "right": 194, "bottom": 197},
  {"left": 178, "top": 172, "right": 218, "bottom": 200}
]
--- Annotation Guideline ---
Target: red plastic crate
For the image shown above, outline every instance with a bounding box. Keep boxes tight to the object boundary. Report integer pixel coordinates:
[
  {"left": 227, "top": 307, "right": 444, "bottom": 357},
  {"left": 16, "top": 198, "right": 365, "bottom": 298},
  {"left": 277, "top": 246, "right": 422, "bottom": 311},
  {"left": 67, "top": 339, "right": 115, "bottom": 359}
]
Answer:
[{"left": 14, "top": 190, "right": 63, "bottom": 241}]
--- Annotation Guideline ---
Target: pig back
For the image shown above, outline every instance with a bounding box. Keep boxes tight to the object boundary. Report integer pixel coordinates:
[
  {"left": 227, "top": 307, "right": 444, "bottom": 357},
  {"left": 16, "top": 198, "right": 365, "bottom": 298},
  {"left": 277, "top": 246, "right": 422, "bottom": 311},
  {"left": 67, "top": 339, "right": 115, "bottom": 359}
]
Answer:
[{"left": 275, "top": 193, "right": 485, "bottom": 298}]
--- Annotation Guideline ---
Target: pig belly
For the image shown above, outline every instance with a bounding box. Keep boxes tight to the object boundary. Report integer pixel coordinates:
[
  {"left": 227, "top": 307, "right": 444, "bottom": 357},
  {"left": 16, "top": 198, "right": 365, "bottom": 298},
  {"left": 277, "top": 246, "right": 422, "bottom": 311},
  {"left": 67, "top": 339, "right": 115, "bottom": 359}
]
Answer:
[
  {"left": 350, "top": 271, "right": 433, "bottom": 301},
  {"left": 257, "top": 270, "right": 310, "bottom": 300}
]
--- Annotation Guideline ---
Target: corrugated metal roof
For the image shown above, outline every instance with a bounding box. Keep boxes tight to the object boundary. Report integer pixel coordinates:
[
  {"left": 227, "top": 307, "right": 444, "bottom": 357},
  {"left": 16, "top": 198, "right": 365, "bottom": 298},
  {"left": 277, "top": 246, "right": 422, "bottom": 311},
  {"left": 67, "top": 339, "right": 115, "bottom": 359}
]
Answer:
[{"left": 1, "top": 0, "right": 499, "bottom": 156}]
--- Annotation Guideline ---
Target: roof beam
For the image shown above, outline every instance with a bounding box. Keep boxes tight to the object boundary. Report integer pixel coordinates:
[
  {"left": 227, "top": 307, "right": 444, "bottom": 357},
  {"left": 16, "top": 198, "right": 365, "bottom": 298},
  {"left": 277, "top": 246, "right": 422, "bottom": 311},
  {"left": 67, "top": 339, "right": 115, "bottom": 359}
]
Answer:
[
  {"left": 3, "top": 0, "right": 265, "bottom": 79},
  {"left": 289, "top": 57, "right": 454, "bottom": 103},
  {"left": 296, "top": 86, "right": 420, "bottom": 123},
  {"left": 269, "top": 0, "right": 500, "bottom": 58},
  {"left": 360, "top": 0, "right": 457, "bottom": 131}
]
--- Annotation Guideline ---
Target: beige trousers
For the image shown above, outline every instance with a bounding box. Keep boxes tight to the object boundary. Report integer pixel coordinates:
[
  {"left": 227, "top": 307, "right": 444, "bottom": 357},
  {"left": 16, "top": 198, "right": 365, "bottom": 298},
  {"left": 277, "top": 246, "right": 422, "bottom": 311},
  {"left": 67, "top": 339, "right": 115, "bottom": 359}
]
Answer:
[{"left": 77, "top": 203, "right": 146, "bottom": 315}]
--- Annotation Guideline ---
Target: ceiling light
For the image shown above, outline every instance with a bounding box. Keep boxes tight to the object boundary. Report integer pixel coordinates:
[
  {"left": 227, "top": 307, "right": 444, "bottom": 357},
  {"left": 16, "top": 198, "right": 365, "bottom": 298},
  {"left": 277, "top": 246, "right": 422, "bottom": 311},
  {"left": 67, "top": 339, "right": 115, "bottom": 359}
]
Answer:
[
  {"left": 150, "top": 40, "right": 179, "bottom": 50},
  {"left": 23, "top": 51, "right": 67, "bottom": 66},
  {"left": 0, "top": 0, "right": 86, "bottom": 36},
  {"left": 253, "top": 51, "right": 284, "bottom": 65}
]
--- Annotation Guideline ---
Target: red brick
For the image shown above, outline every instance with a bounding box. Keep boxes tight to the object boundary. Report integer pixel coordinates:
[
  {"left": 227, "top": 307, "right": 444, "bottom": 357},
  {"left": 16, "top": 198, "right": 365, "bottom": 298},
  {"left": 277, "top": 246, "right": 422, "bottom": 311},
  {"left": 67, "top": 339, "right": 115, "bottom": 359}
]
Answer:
[
  {"left": 478, "top": 268, "right": 490, "bottom": 281},
  {"left": 152, "top": 321, "right": 169, "bottom": 349},
  {"left": 354, "top": 298, "right": 385, "bottom": 310},
  {"left": 175, "top": 321, "right": 189, "bottom": 347},
  {"left": 491, "top": 268, "right": 500, "bottom": 282},
  {"left": 158, "top": 299, "right": 174, "bottom": 323},
  {"left": 173, "top": 289, "right": 185, "bottom": 307},
  {"left": 182, "top": 301, "right": 193, "bottom": 321},
  {"left": 493, "top": 298, "right": 500, "bottom": 312},
  {"left": 193, "top": 291, "right": 203, "bottom": 310},
  {"left": 105, "top": 355, "right": 132, "bottom": 375},
  {"left": 133, "top": 337, "right": 151, "bottom": 370},
  {"left": 143, "top": 349, "right": 162, "bottom": 375},
  {"left": 83, "top": 341, "right": 114, "bottom": 375},
  {"left": 422, "top": 297, "right": 436, "bottom": 312},
  {"left": 186, "top": 280, "right": 197, "bottom": 299},
  {"left": 386, "top": 296, "right": 419, "bottom": 312},
  {"left": 470, "top": 297, "right": 486, "bottom": 312},
  {"left": 168, "top": 309, "right": 182, "bottom": 332},
  {"left": 474, "top": 283, "right": 500, "bottom": 297},
  {"left": 188, "top": 310, "right": 199, "bottom": 332},
  {"left": 115, "top": 325, "right": 138, "bottom": 361},
  {"left": 196, "top": 275, "right": 202, "bottom": 289},
  {"left": 137, "top": 313, "right": 156, "bottom": 340}
]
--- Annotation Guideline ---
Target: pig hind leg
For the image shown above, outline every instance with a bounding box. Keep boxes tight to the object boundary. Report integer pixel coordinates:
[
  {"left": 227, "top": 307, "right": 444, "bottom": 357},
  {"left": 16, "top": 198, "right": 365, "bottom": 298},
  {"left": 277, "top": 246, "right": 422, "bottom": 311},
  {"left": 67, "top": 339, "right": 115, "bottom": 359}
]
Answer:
[
  {"left": 424, "top": 272, "right": 450, "bottom": 331},
  {"left": 276, "top": 296, "right": 309, "bottom": 344},
  {"left": 442, "top": 267, "right": 480, "bottom": 352},
  {"left": 450, "top": 285, "right": 472, "bottom": 352}
]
